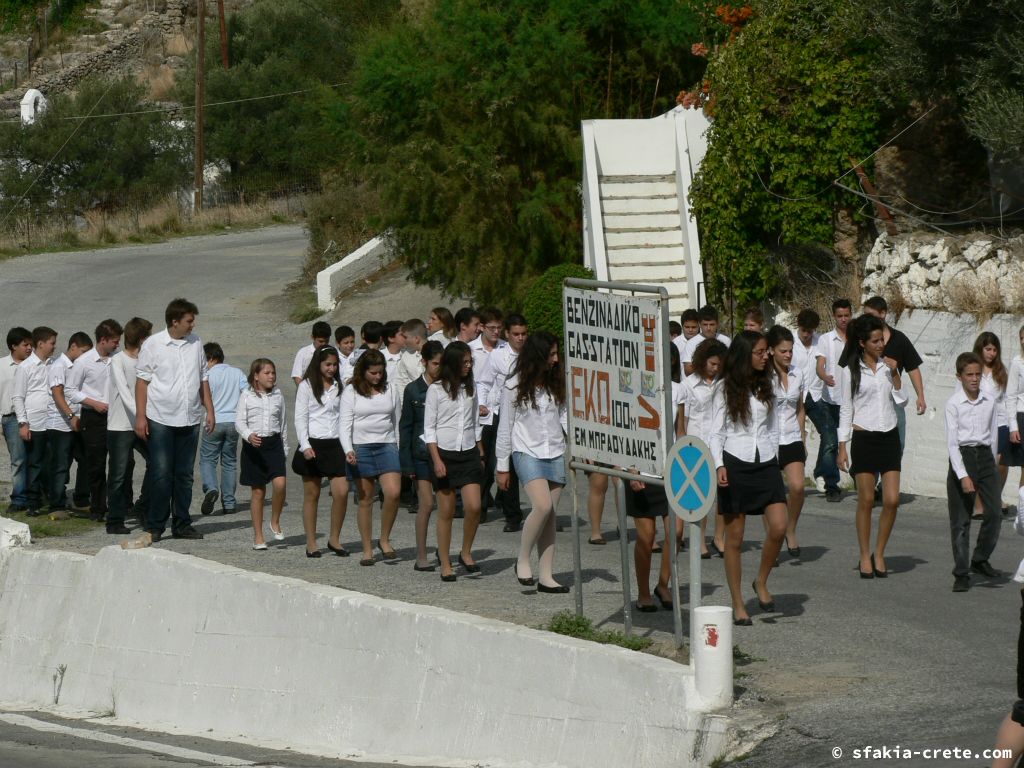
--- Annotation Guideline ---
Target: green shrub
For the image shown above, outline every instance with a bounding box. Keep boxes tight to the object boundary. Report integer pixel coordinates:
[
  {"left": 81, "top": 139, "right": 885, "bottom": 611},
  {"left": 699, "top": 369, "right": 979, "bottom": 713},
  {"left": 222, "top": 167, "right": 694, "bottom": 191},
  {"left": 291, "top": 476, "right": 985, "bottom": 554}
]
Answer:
[
  {"left": 547, "top": 610, "right": 652, "bottom": 652},
  {"left": 521, "top": 263, "right": 594, "bottom": 338}
]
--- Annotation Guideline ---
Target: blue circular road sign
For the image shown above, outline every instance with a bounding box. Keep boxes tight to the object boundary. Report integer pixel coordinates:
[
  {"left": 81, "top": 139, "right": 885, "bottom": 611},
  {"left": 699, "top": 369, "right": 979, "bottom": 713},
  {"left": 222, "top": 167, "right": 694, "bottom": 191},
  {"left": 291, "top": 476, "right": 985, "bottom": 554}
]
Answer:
[{"left": 663, "top": 435, "right": 716, "bottom": 522}]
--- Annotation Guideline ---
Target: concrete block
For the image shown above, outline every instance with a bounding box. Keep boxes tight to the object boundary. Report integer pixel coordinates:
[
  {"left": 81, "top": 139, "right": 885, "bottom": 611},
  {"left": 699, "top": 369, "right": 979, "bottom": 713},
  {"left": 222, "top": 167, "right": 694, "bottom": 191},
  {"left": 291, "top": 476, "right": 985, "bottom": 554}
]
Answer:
[
  {"left": 315, "top": 235, "right": 394, "bottom": 311},
  {"left": 0, "top": 516, "right": 30, "bottom": 548}
]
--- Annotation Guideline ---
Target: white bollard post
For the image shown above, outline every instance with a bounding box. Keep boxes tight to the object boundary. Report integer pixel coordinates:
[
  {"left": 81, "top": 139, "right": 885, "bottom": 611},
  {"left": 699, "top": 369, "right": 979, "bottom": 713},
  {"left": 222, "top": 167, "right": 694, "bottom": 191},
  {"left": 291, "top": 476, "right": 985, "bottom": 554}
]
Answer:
[{"left": 692, "top": 605, "right": 733, "bottom": 710}]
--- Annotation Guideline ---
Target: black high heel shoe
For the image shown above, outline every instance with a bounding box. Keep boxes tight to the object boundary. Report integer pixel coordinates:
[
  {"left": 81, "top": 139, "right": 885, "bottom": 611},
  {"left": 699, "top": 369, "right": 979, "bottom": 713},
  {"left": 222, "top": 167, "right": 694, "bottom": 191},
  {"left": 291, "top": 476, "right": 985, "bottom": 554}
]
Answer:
[
  {"left": 871, "top": 554, "right": 888, "bottom": 578},
  {"left": 514, "top": 563, "right": 535, "bottom": 587},
  {"left": 306, "top": 549, "right": 321, "bottom": 558},
  {"left": 537, "top": 582, "right": 570, "bottom": 594},
  {"left": 327, "top": 542, "right": 349, "bottom": 557},
  {"left": 752, "top": 580, "right": 775, "bottom": 612},
  {"left": 458, "top": 554, "right": 481, "bottom": 574},
  {"left": 858, "top": 561, "right": 874, "bottom": 579}
]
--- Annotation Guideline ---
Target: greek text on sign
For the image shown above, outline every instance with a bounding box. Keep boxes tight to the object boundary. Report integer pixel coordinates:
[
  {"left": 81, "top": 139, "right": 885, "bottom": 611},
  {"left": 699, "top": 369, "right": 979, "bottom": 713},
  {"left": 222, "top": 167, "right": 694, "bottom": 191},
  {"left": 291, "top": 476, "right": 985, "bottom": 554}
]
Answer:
[{"left": 564, "top": 287, "right": 666, "bottom": 475}]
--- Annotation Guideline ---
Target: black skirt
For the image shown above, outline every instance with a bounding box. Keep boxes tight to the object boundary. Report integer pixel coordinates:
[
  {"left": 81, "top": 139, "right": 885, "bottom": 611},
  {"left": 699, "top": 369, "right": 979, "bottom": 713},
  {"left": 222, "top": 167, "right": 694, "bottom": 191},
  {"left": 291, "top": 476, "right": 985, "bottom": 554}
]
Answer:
[
  {"left": 778, "top": 441, "right": 807, "bottom": 469},
  {"left": 430, "top": 447, "right": 483, "bottom": 491},
  {"left": 625, "top": 483, "right": 668, "bottom": 519},
  {"left": 718, "top": 451, "right": 786, "bottom": 516},
  {"left": 240, "top": 434, "right": 286, "bottom": 487},
  {"left": 1003, "top": 414, "right": 1024, "bottom": 467},
  {"left": 291, "top": 437, "right": 346, "bottom": 478},
  {"left": 849, "top": 428, "right": 901, "bottom": 475}
]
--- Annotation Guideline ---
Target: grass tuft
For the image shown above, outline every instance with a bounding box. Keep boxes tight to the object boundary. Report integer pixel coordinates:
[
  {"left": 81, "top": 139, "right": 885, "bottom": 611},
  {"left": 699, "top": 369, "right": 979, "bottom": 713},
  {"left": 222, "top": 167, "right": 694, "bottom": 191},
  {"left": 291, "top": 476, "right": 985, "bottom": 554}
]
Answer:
[{"left": 547, "top": 611, "right": 653, "bottom": 651}]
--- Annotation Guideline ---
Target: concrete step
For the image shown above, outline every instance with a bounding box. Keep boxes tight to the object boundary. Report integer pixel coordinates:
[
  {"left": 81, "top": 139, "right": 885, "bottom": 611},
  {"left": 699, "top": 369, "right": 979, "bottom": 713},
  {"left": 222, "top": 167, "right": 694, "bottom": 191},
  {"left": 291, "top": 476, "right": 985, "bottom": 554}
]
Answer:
[
  {"left": 605, "top": 229, "right": 684, "bottom": 248},
  {"left": 601, "top": 196, "right": 678, "bottom": 215},
  {"left": 608, "top": 250, "right": 689, "bottom": 268},
  {"left": 598, "top": 173, "right": 675, "bottom": 184},
  {"left": 599, "top": 180, "right": 676, "bottom": 199},
  {"left": 603, "top": 211, "right": 680, "bottom": 230},
  {"left": 608, "top": 263, "right": 687, "bottom": 282}
]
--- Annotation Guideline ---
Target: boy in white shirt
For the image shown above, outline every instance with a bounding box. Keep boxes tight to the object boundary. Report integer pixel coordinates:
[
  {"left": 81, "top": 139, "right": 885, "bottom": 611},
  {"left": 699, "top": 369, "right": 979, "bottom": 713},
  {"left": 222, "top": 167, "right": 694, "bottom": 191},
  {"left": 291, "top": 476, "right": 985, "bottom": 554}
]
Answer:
[
  {"left": 0, "top": 327, "right": 32, "bottom": 511},
  {"left": 813, "top": 298, "right": 852, "bottom": 502},
  {"left": 382, "top": 320, "right": 406, "bottom": 381},
  {"left": 394, "top": 319, "right": 427, "bottom": 405},
  {"left": 681, "top": 305, "right": 731, "bottom": 376},
  {"left": 334, "top": 325, "right": 356, "bottom": 383},
  {"left": 13, "top": 326, "right": 57, "bottom": 516},
  {"left": 291, "top": 321, "right": 331, "bottom": 385},
  {"left": 46, "top": 332, "right": 93, "bottom": 515}
]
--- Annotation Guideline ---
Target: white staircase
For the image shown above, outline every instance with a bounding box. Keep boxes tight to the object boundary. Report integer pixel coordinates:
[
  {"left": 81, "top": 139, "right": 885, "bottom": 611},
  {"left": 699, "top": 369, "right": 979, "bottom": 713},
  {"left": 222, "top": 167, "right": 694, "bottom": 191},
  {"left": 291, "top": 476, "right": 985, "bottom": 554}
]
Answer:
[{"left": 581, "top": 108, "right": 711, "bottom": 315}]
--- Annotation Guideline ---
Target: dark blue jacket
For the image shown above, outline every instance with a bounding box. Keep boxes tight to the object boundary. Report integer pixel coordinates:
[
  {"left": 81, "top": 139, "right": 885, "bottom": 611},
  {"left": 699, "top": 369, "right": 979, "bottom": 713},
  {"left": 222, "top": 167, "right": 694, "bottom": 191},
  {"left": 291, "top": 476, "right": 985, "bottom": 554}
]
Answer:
[{"left": 399, "top": 376, "right": 429, "bottom": 474}]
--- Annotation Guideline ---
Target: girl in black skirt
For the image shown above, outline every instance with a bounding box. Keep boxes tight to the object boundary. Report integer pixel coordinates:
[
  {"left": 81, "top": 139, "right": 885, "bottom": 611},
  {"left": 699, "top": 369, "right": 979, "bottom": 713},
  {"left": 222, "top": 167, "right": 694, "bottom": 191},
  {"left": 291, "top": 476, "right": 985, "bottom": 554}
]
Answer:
[
  {"left": 767, "top": 326, "right": 807, "bottom": 557},
  {"left": 292, "top": 346, "right": 350, "bottom": 558},
  {"left": 837, "top": 314, "right": 908, "bottom": 578},
  {"left": 710, "top": 330, "right": 787, "bottom": 626},
  {"left": 236, "top": 358, "right": 288, "bottom": 550},
  {"left": 975, "top": 332, "right": 1010, "bottom": 517},
  {"left": 425, "top": 341, "right": 484, "bottom": 582}
]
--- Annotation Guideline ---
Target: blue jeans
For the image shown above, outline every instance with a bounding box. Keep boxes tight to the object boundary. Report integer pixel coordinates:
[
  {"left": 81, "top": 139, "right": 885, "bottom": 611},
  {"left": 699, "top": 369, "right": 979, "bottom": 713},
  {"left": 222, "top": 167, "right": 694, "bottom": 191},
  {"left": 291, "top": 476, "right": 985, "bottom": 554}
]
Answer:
[
  {"left": 24, "top": 430, "right": 48, "bottom": 510},
  {"left": 107, "top": 430, "right": 150, "bottom": 525},
  {"left": 199, "top": 423, "right": 238, "bottom": 510},
  {"left": 2, "top": 413, "right": 27, "bottom": 507},
  {"left": 804, "top": 396, "right": 840, "bottom": 491},
  {"left": 147, "top": 421, "right": 200, "bottom": 534}
]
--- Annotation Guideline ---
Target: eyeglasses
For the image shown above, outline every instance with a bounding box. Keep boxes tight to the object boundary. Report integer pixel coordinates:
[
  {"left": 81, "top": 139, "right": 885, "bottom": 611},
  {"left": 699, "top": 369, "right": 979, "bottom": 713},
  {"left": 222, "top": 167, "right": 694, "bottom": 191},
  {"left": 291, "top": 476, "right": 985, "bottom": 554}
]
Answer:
[{"left": 484, "top": 325, "right": 502, "bottom": 332}]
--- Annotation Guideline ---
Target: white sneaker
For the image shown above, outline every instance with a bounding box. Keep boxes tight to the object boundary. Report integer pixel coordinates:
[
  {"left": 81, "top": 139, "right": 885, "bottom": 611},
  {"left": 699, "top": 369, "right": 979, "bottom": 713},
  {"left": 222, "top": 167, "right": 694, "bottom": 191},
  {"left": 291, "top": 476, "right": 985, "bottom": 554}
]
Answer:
[
  {"left": 815, "top": 477, "right": 826, "bottom": 494},
  {"left": 1016, "top": 488, "right": 1024, "bottom": 536}
]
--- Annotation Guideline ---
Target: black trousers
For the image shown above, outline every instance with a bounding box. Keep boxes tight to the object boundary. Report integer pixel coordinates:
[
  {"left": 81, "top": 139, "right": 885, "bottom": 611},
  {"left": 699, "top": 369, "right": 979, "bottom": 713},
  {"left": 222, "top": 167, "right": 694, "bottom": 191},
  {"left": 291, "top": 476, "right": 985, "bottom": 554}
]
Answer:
[
  {"left": 80, "top": 409, "right": 108, "bottom": 515},
  {"left": 1013, "top": 590, "right": 1024, "bottom": 725},
  {"left": 71, "top": 430, "right": 89, "bottom": 506},
  {"left": 946, "top": 447, "right": 1001, "bottom": 577}
]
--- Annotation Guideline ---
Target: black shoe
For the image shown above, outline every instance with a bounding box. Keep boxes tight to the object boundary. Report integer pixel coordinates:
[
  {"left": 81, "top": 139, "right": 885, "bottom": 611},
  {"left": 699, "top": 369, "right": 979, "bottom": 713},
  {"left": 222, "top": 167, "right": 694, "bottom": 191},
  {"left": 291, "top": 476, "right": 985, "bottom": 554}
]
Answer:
[
  {"left": 752, "top": 580, "right": 775, "bottom": 612},
  {"left": 826, "top": 489, "right": 842, "bottom": 502},
  {"left": 871, "top": 553, "right": 888, "bottom": 578},
  {"left": 172, "top": 526, "right": 204, "bottom": 540},
  {"left": 376, "top": 540, "right": 398, "bottom": 560},
  {"left": 440, "top": 571, "right": 457, "bottom": 582},
  {"left": 635, "top": 601, "right": 658, "bottom": 613},
  {"left": 9, "top": 504, "right": 27, "bottom": 513},
  {"left": 858, "top": 562, "right": 874, "bottom": 579},
  {"left": 733, "top": 616, "right": 753, "bottom": 626},
  {"left": 306, "top": 549, "right": 322, "bottom": 558},
  {"left": 413, "top": 563, "right": 436, "bottom": 572},
  {"left": 514, "top": 563, "right": 535, "bottom": 587},
  {"left": 201, "top": 490, "right": 219, "bottom": 516},
  {"left": 537, "top": 582, "right": 570, "bottom": 594},
  {"left": 953, "top": 575, "right": 971, "bottom": 592},
  {"left": 654, "top": 586, "right": 674, "bottom": 611},
  {"left": 327, "top": 542, "right": 350, "bottom": 557},
  {"left": 708, "top": 540, "right": 725, "bottom": 558},
  {"left": 503, "top": 522, "right": 522, "bottom": 533},
  {"left": 106, "top": 524, "right": 131, "bottom": 534},
  {"left": 458, "top": 554, "right": 481, "bottom": 574},
  {"left": 971, "top": 560, "right": 1000, "bottom": 578},
  {"left": 25, "top": 508, "right": 43, "bottom": 517}
]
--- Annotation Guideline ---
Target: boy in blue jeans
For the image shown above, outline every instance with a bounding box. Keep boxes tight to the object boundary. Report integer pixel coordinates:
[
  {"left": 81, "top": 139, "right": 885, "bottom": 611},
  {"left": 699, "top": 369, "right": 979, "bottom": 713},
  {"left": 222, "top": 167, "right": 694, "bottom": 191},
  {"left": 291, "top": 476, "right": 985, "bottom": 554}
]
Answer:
[{"left": 199, "top": 342, "right": 247, "bottom": 515}]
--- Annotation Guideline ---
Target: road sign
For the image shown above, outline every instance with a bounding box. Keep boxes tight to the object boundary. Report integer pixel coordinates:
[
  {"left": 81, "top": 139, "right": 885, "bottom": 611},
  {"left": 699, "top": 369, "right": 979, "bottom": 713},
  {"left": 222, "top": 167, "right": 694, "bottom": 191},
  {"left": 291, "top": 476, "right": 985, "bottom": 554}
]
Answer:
[{"left": 663, "top": 435, "right": 716, "bottom": 522}]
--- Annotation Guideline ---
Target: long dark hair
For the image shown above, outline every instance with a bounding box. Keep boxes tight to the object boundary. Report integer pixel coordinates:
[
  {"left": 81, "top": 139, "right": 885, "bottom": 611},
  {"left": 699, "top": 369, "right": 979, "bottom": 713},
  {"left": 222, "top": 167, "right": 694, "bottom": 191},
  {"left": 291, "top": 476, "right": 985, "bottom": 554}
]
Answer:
[
  {"left": 722, "top": 330, "right": 773, "bottom": 426},
  {"left": 351, "top": 348, "right": 388, "bottom": 397},
  {"left": 670, "top": 341, "right": 681, "bottom": 384},
  {"left": 302, "top": 346, "right": 341, "bottom": 404},
  {"left": 692, "top": 338, "right": 727, "bottom": 380},
  {"left": 438, "top": 340, "right": 474, "bottom": 399},
  {"left": 514, "top": 330, "right": 565, "bottom": 408},
  {"left": 842, "top": 314, "right": 885, "bottom": 396},
  {"left": 974, "top": 331, "right": 1008, "bottom": 390}
]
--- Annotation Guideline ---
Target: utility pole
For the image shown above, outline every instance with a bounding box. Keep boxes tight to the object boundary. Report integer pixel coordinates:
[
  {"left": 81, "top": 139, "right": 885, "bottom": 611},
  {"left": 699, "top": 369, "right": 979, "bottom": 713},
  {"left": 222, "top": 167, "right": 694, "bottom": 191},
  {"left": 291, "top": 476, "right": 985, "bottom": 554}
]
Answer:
[
  {"left": 193, "top": 0, "right": 205, "bottom": 214},
  {"left": 217, "top": 0, "right": 228, "bottom": 69}
]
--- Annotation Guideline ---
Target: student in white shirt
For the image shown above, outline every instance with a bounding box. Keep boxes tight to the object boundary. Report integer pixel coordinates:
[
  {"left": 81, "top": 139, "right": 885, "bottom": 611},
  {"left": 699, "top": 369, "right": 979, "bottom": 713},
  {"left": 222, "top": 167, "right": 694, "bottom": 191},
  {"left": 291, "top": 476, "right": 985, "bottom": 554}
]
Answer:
[
  {"left": 0, "top": 327, "right": 32, "bottom": 511},
  {"left": 46, "top": 332, "right": 92, "bottom": 515},
  {"left": 681, "top": 337, "right": 727, "bottom": 559},
  {"left": 945, "top": 352, "right": 1002, "bottom": 592},
  {"left": 681, "top": 305, "right": 732, "bottom": 377},
  {"left": 237, "top": 359, "right": 288, "bottom": 551},
  {"left": 814, "top": 299, "right": 853, "bottom": 501},
  {"left": 710, "top": 331, "right": 787, "bottom": 626},
  {"left": 497, "top": 331, "right": 569, "bottom": 593},
  {"left": 290, "top": 321, "right": 331, "bottom": 385},
  {"left": 974, "top": 332, "right": 1011, "bottom": 516},
  {"left": 767, "top": 325, "right": 807, "bottom": 559},
  {"left": 426, "top": 307, "right": 455, "bottom": 347},
  {"left": 793, "top": 309, "right": 824, "bottom": 490},
  {"left": 382, "top": 320, "right": 406, "bottom": 381},
  {"left": 135, "top": 299, "right": 214, "bottom": 541},
  {"left": 107, "top": 317, "right": 152, "bottom": 535},
  {"left": 334, "top": 325, "right": 356, "bottom": 384},
  {"left": 13, "top": 326, "right": 57, "bottom": 515},
  {"left": 836, "top": 314, "right": 908, "bottom": 579},
  {"left": 452, "top": 307, "right": 481, "bottom": 345},
  {"left": 425, "top": 341, "right": 484, "bottom": 581},
  {"left": 1004, "top": 326, "right": 1024, "bottom": 483},
  {"left": 341, "top": 349, "right": 403, "bottom": 565},
  {"left": 292, "top": 345, "right": 349, "bottom": 558},
  {"left": 65, "top": 319, "right": 122, "bottom": 523},
  {"left": 394, "top": 319, "right": 427, "bottom": 406}
]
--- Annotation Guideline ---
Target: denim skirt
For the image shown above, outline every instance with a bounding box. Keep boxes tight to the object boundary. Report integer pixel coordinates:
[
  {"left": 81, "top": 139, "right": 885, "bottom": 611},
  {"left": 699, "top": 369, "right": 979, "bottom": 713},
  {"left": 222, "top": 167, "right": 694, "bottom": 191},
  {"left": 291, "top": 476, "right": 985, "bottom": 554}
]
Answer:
[
  {"left": 512, "top": 451, "right": 566, "bottom": 486},
  {"left": 354, "top": 442, "right": 401, "bottom": 478}
]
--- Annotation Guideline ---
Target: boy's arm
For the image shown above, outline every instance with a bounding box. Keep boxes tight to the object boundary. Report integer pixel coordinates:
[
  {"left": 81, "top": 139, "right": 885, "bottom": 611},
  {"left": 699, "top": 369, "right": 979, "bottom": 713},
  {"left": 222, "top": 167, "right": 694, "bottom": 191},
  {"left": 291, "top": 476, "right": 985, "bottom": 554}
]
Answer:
[{"left": 945, "top": 400, "right": 969, "bottom": 483}]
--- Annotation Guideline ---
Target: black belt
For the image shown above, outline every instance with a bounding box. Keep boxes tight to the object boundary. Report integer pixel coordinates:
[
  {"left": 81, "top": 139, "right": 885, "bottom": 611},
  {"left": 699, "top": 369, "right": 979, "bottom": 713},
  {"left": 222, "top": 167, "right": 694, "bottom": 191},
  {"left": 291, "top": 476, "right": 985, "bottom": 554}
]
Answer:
[
  {"left": 959, "top": 444, "right": 990, "bottom": 451},
  {"left": 1, "top": 412, "right": 13, "bottom": 417}
]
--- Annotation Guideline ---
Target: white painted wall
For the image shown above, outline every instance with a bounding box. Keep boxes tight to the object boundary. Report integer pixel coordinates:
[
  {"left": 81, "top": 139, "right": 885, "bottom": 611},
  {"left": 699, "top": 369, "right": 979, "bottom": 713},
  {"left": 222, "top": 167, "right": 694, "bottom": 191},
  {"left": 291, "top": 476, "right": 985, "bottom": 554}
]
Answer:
[
  {"left": 0, "top": 543, "right": 733, "bottom": 768},
  {"left": 316, "top": 235, "right": 394, "bottom": 311}
]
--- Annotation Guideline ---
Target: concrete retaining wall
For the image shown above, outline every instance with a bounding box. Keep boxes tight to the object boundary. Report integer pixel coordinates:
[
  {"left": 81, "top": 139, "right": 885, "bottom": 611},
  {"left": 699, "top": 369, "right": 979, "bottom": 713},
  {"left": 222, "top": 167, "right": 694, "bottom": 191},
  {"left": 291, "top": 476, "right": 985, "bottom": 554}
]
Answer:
[
  {"left": 0, "top": 542, "right": 731, "bottom": 767},
  {"left": 316, "top": 236, "right": 395, "bottom": 311}
]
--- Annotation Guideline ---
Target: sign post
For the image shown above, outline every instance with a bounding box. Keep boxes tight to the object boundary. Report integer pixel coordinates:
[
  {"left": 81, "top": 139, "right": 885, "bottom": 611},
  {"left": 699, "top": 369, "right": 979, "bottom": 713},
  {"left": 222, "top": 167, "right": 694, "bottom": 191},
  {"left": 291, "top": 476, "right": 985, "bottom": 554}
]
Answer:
[
  {"left": 563, "top": 278, "right": 673, "bottom": 640},
  {"left": 663, "top": 435, "right": 717, "bottom": 647}
]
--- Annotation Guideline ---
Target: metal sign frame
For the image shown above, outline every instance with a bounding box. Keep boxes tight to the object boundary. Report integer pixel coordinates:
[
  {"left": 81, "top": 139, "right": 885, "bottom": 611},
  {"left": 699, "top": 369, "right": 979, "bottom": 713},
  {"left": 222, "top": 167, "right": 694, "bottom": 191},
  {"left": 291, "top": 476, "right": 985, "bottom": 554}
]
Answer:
[{"left": 563, "top": 277, "right": 687, "bottom": 647}]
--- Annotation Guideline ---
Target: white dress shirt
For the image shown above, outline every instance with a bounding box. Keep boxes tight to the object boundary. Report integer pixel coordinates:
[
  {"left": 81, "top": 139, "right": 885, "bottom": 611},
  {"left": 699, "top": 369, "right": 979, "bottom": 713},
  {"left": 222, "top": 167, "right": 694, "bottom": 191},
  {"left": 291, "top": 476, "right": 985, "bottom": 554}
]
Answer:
[
  {"left": 981, "top": 370, "right": 1008, "bottom": 428},
  {"left": 681, "top": 332, "right": 731, "bottom": 365},
  {"left": 470, "top": 335, "right": 506, "bottom": 380},
  {"left": 107, "top": 351, "right": 139, "bottom": 432},
  {"left": 291, "top": 343, "right": 315, "bottom": 380},
  {"left": 13, "top": 352, "right": 52, "bottom": 430},
  {"left": 393, "top": 349, "right": 424, "bottom": 407},
  {"left": 46, "top": 353, "right": 78, "bottom": 432},
  {"left": 792, "top": 331, "right": 823, "bottom": 402},
  {"left": 773, "top": 366, "right": 805, "bottom": 445},
  {"left": 710, "top": 389, "right": 779, "bottom": 468},
  {"left": 383, "top": 349, "right": 403, "bottom": 381},
  {"left": 1005, "top": 356, "right": 1024, "bottom": 428},
  {"left": 815, "top": 330, "right": 846, "bottom": 405},
  {"left": 136, "top": 330, "right": 208, "bottom": 427},
  {"left": 0, "top": 355, "right": 21, "bottom": 415},
  {"left": 428, "top": 330, "right": 452, "bottom": 348},
  {"left": 681, "top": 373, "right": 718, "bottom": 443},
  {"left": 945, "top": 388, "right": 999, "bottom": 480},
  {"left": 495, "top": 377, "right": 567, "bottom": 472},
  {"left": 65, "top": 347, "right": 112, "bottom": 408},
  {"left": 236, "top": 387, "right": 289, "bottom": 455},
  {"left": 339, "top": 353, "right": 355, "bottom": 385},
  {"left": 424, "top": 382, "right": 482, "bottom": 451},
  {"left": 837, "top": 359, "right": 908, "bottom": 443},
  {"left": 339, "top": 384, "right": 401, "bottom": 453},
  {"left": 294, "top": 379, "right": 341, "bottom": 451},
  {"left": 476, "top": 345, "right": 519, "bottom": 426}
]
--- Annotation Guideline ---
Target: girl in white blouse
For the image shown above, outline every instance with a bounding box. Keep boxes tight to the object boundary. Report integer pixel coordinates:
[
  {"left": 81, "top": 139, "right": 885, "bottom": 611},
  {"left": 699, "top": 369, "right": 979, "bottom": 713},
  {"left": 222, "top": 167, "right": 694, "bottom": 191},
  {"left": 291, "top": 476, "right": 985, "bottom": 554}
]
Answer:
[
  {"left": 837, "top": 314, "right": 908, "bottom": 579},
  {"left": 425, "top": 341, "right": 484, "bottom": 581},
  {"left": 710, "top": 331, "right": 787, "bottom": 626},
  {"left": 341, "top": 349, "right": 403, "bottom": 566},
  {"left": 974, "top": 332, "right": 1010, "bottom": 516},
  {"left": 496, "top": 331, "right": 569, "bottom": 593},
  {"left": 767, "top": 326, "right": 807, "bottom": 558},
  {"left": 236, "top": 359, "right": 287, "bottom": 550},
  {"left": 293, "top": 346, "right": 349, "bottom": 559}
]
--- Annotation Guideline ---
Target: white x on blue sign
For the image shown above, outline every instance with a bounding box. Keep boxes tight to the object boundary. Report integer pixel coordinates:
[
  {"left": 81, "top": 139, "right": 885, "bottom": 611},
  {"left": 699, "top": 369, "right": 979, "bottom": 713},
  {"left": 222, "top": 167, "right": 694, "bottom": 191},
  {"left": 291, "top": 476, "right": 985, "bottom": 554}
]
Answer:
[{"left": 663, "top": 436, "right": 717, "bottom": 522}]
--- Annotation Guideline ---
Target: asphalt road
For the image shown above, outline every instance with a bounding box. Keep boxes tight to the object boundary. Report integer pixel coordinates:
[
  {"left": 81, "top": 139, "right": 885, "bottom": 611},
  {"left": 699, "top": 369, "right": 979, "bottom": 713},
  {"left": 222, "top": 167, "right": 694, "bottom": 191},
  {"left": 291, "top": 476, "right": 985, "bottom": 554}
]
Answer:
[{"left": 0, "top": 227, "right": 1020, "bottom": 767}]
